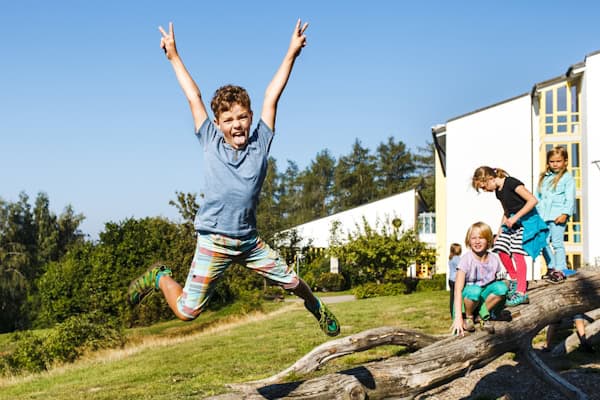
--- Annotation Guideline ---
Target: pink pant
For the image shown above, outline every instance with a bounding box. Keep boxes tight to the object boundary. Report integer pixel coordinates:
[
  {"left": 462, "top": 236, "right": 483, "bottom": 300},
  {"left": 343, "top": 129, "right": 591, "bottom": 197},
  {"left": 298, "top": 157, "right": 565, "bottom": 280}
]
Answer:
[{"left": 498, "top": 252, "right": 527, "bottom": 293}]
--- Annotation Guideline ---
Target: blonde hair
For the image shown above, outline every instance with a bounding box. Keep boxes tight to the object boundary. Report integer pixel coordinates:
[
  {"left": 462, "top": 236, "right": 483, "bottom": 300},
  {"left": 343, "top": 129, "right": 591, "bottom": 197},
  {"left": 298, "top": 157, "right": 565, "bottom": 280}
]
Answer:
[
  {"left": 449, "top": 243, "right": 462, "bottom": 260},
  {"left": 538, "top": 146, "right": 569, "bottom": 190},
  {"left": 464, "top": 221, "right": 493, "bottom": 249},
  {"left": 471, "top": 166, "right": 509, "bottom": 192}
]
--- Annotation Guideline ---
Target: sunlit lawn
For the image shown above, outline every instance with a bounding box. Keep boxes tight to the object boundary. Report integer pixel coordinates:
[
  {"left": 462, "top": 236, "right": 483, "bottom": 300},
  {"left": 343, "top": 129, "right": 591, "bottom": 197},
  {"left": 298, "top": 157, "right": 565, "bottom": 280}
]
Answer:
[{"left": 0, "top": 291, "right": 451, "bottom": 400}]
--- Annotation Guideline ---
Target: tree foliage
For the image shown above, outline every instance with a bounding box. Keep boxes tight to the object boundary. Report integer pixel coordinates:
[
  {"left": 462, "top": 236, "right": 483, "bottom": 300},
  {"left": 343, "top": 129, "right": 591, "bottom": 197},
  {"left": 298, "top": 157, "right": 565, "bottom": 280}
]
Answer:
[
  {"left": 0, "top": 192, "right": 84, "bottom": 332},
  {"left": 1, "top": 133, "right": 435, "bottom": 334},
  {"left": 329, "top": 218, "right": 429, "bottom": 287}
]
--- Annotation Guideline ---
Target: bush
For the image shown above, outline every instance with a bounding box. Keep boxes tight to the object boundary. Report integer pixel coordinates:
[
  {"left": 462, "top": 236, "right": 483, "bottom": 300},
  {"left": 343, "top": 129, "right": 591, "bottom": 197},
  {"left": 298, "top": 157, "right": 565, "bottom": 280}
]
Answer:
[
  {"left": 316, "top": 273, "right": 346, "bottom": 292},
  {"left": 0, "top": 312, "right": 124, "bottom": 376},
  {"left": 300, "top": 255, "right": 332, "bottom": 290},
  {"left": 2, "top": 331, "right": 47, "bottom": 374},
  {"left": 263, "top": 285, "right": 286, "bottom": 301},
  {"left": 416, "top": 274, "right": 446, "bottom": 292},
  {"left": 352, "top": 282, "right": 408, "bottom": 299},
  {"left": 383, "top": 268, "right": 406, "bottom": 283}
]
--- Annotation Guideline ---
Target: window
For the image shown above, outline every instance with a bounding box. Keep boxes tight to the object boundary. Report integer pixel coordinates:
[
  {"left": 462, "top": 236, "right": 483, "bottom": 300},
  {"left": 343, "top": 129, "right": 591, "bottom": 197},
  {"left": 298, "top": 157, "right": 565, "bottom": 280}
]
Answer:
[
  {"left": 418, "top": 212, "right": 436, "bottom": 235},
  {"left": 538, "top": 79, "right": 583, "bottom": 260},
  {"left": 540, "top": 81, "right": 580, "bottom": 136}
]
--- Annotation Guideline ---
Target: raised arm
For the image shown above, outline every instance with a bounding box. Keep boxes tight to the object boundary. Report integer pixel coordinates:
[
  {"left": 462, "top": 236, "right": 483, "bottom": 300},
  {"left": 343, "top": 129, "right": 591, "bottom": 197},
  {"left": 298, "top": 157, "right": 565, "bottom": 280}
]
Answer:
[
  {"left": 159, "top": 22, "right": 208, "bottom": 132},
  {"left": 261, "top": 19, "right": 309, "bottom": 131}
]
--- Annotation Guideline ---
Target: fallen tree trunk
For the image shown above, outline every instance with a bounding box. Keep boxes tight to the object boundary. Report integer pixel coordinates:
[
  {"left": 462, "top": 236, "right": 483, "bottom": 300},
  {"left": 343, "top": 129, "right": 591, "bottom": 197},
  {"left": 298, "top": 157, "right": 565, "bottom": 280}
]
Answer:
[
  {"left": 209, "top": 269, "right": 600, "bottom": 400},
  {"left": 243, "top": 326, "right": 438, "bottom": 386},
  {"left": 550, "top": 308, "right": 600, "bottom": 356}
]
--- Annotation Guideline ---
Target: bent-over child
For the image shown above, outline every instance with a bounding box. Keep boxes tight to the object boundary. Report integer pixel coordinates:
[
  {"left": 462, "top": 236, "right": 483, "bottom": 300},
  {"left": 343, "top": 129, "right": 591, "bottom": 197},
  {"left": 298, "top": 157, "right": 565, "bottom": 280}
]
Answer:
[
  {"left": 127, "top": 20, "right": 340, "bottom": 337},
  {"left": 451, "top": 222, "right": 508, "bottom": 336},
  {"left": 472, "top": 166, "right": 547, "bottom": 307}
]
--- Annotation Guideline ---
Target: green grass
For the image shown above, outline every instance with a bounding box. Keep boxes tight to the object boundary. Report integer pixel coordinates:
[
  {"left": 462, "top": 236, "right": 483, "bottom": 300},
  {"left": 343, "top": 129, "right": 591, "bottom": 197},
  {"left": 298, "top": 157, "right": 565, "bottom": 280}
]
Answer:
[{"left": 0, "top": 291, "right": 451, "bottom": 400}]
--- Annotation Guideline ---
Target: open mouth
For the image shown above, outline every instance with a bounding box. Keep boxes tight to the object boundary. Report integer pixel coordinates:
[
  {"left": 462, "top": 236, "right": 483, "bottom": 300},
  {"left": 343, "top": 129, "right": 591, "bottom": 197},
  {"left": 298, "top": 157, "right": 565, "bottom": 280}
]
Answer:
[{"left": 230, "top": 132, "right": 248, "bottom": 148}]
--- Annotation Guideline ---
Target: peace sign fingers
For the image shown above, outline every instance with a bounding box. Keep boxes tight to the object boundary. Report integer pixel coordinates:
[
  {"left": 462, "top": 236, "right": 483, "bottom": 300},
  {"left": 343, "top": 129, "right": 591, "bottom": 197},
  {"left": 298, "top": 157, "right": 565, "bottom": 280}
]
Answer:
[{"left": 158, "top": 22, "right": 177, "bottom": 59}]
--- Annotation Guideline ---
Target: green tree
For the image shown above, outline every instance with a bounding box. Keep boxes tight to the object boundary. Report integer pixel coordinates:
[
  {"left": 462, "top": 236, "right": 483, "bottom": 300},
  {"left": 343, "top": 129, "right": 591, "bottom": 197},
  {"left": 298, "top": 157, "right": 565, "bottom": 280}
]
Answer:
[
  {"left": 413, "top": 141, "right": 435, "bottom": 211},
  {"left": 168, "top": 191, "right": 199, "bottom": 227},
  {"left": 375, "top": 136, "right": 416, "bottom": 197},
  {"left": 332, "top": 140, "right": 377, "bottom": 212},
  {"left": 35, "top": 242, "right": 95, "bottom": 327},
  {"left": 0, "top": 193, "right": 36, "bottom": 331},
  {"left": 278, "top": 160, "right": 302, "bottom": 227},
  {"left": 257, "top": 157, "right": 286, "bottom": 244},
  {"left": 297, "top": 150, "right": 335, "bottom": 222}
]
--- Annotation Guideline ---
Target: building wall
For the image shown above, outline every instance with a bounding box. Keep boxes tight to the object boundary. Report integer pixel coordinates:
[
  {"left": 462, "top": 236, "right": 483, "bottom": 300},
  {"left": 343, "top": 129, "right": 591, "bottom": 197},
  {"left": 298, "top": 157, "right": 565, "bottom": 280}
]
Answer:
[
  {"left": 445, "top": 95, "right": 533, "bottom": 262},
  {"left": 582, "top": 52, "right": 600, "bottom": 266},
  {"left": 279, "top": 189, "right": 425, "bottom": 249},
  {"left": 435, "top": 146, "right": 448, "bottom": 273},
  {"left": 435, "top": 51, "right": 600, "bottom": 273}
]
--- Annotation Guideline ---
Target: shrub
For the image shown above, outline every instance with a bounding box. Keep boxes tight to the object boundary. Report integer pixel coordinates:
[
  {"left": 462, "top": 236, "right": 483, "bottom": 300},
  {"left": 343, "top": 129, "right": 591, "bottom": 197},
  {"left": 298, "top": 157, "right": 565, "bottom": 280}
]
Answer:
[
  {"left": 0, "top": 312, "right": 124, "bottom": 376},
  {"left": 316, "top": 273, "right": 346, "bottom": 292},
  {"left": 352, "top": 282, "right": 408, "bottom": 299},
  {"left": 383, "top": 268, "right": 406, "bottom": 283},
  {"left": 44, "top": 312, "right": 124, "bottom": 364},
  {"left": 2, "top": 331, "right": 47, "bottom": 374},
  {"left": 416, "top": 274, "right": 446, "bottom": 292}
]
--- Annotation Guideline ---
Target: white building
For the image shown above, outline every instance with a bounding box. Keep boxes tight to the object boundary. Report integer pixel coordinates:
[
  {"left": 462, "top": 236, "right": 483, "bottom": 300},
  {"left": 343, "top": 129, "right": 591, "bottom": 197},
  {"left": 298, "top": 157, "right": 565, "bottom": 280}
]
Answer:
[
  {"left": 278, "top": 189, "right": 435, "bottom": 276},
  {"left": 433, "top": 50, "right": 600, "bottom": 278}
]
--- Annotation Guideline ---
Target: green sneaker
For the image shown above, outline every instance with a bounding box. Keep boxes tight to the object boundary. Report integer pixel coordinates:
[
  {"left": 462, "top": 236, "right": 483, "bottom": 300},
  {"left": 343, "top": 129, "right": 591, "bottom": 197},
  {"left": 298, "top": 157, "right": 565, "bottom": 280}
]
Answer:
[
  {"left": 128, "top": 263, "right": 171, "bottom": 305},
  {"left": 506, "top": 292, "right": 529, "bottom": 307},
  {"left": 305, "top": 297, "right": 340, "bottom": 337}
]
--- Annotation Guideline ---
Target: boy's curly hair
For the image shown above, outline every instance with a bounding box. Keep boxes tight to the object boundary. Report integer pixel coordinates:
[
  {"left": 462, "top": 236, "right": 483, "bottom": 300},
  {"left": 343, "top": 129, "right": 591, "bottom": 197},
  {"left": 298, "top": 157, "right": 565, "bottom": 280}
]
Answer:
[{"left": 211, "top": 85, "right": 252, "bottom": 120}]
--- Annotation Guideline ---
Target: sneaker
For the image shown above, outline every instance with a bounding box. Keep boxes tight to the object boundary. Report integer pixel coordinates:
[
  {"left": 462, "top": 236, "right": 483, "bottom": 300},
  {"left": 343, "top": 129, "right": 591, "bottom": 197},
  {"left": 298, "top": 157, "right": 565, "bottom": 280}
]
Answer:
[
  {"left": 464, "top": 317, "right": 476, "bottom": 332},
  {"left": 305, "top": 297, "right": 340, "bottom": 337},
  {"left": 542, "top": 269, "right": 555, "bottom": 280},
  {"left": 480, "top": 319, "right": 495, "bottom": 334},
  {"left": 506, "top": 292, "right": 529, "bottom": 307},
  {"left": 128, "top": 263, "right": 172, "bottom": 305},
  {"left": 548, "top": 270, "right": 566, "bottom": 284}
]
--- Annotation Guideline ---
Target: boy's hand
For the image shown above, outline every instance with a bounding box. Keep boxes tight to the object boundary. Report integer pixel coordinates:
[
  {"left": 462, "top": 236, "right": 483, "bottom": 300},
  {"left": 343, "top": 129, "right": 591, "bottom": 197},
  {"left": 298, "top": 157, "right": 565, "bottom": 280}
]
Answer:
[
  {"left": 288, "top": 19, "right": 309, "bottom": 57},
  {"left": 159, "top": 22, "right": 178, "bottom": 60}
]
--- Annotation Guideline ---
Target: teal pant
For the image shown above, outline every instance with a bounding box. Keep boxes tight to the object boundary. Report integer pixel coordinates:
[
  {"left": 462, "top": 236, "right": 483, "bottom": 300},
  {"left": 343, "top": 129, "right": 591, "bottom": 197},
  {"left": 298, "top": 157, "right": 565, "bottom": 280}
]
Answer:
[{"left": 461, "top": 281, "right": 508, "bottom": 320}]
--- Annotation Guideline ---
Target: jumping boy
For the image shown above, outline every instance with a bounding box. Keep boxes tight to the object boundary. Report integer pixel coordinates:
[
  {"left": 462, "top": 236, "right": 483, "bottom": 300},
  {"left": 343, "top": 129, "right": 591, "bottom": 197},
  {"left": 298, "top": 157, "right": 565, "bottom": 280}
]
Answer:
[{"left": 128, "top": 20, "right": 340, "bottom": 337}]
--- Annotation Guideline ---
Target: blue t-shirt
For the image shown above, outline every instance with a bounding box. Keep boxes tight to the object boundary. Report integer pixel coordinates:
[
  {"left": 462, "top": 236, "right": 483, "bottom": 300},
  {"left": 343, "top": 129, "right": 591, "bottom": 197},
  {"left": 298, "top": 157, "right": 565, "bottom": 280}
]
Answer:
[
  {"left": 448, "top": 255, "right": 460, "bottom": 282},
  {"left": 193, "top": 118, "right": 274, "bottom": 237}
]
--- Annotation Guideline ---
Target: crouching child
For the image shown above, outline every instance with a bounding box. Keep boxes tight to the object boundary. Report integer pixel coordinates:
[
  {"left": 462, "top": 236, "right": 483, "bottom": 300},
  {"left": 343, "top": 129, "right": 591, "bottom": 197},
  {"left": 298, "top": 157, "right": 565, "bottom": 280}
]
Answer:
[{"left": 451, "top": 221, "right": 509, "bottom": 336}]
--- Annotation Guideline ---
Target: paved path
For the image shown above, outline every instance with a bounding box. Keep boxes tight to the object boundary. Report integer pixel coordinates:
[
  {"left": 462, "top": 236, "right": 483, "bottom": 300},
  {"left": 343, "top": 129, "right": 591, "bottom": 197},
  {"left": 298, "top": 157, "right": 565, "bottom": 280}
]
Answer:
[{"left": 285, "top": 294, "right": 355, "bottom": 304}]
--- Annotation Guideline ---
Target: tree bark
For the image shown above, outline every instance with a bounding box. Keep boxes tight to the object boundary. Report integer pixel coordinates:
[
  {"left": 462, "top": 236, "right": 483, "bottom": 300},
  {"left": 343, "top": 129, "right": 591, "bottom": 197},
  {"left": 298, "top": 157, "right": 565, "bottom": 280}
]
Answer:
[
  {"left": 241, "top": 326, "right": 438, "bottom": 386},
  {"left": 208, "top": 270, "right": 600, "bottom": 400}
]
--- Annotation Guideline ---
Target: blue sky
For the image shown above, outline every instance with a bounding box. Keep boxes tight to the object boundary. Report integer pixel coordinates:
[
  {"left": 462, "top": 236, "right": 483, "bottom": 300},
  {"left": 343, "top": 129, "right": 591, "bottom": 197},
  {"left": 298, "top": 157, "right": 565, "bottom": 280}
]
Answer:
[{"left": 2, "top": 1, "right": 600, "bottom": 238}]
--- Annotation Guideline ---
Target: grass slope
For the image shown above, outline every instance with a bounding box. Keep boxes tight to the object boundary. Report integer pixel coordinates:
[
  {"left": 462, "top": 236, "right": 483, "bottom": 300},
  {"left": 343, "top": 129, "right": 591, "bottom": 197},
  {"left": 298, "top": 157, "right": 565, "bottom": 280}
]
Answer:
[{"left": 0, "top": 291, "right": 450, "bottom": 400}]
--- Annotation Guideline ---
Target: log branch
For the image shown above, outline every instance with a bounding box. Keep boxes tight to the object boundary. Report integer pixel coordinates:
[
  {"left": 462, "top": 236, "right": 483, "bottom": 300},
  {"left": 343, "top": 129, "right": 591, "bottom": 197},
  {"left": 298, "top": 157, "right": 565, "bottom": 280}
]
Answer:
[
  {"left": 208, "top": 269, "right": 600, "bottom": 400},
  {"left": 241, "top": 326, "right": 438, "bottom": 386},
  {"left": 522, "top": 340, "right": 589, "bottom": 400}
]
